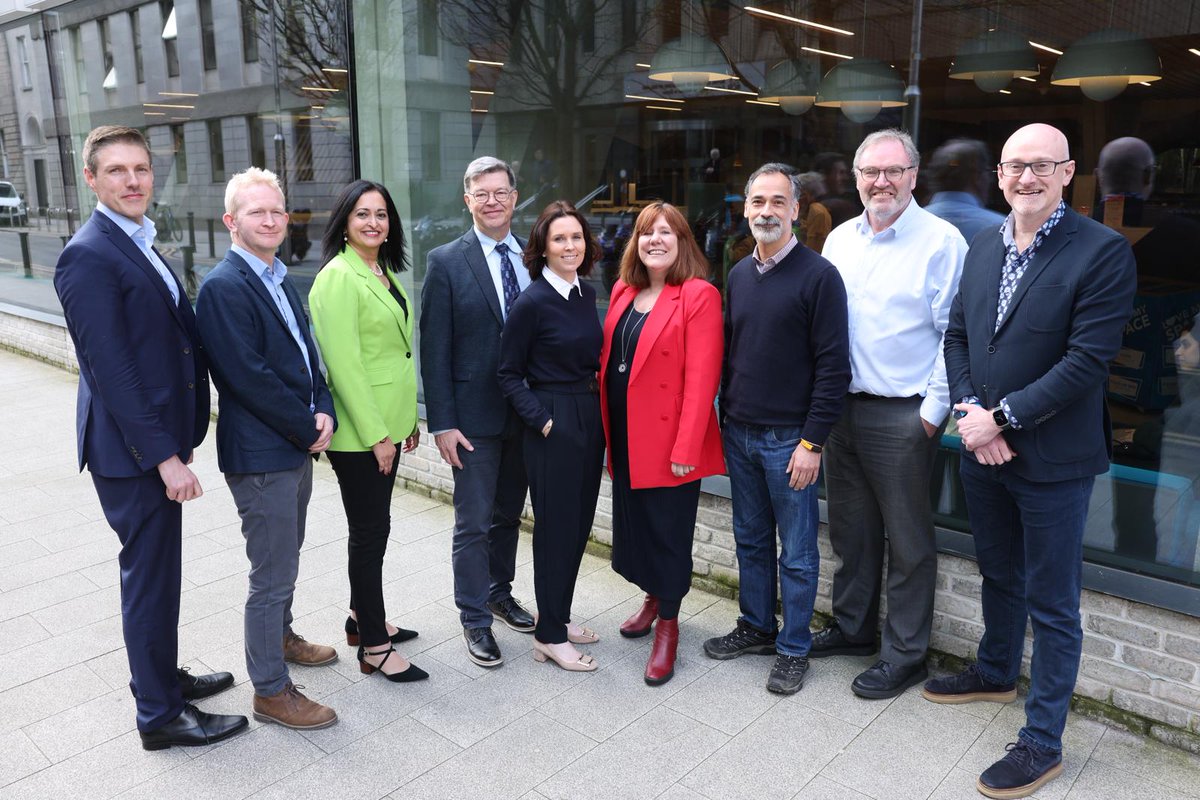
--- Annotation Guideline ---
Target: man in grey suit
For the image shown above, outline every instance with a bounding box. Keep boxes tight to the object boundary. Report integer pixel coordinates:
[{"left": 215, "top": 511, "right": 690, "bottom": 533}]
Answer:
[
  {"left": 420, "top": 157, "right": 536, "bottom": 667},
  {"left": 196, "top": 168, "right": 339, "bottom": 729}
]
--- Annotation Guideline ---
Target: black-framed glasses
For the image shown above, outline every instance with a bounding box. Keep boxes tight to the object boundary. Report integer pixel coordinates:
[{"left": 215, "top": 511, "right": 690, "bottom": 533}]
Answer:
[
  {"left": 469, "top": 188, "right": 513, "bottom": 203},
  {"left": 855, "top": 165, "right": 915, "bottom": 181},
  {"left": 997, "top": 160, "right": 1071, "bottom": 177}
]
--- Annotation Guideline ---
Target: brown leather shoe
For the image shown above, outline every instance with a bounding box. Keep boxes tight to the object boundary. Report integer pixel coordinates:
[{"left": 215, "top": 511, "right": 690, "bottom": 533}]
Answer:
[
  {"left": 252, "top": 683, "right": 337, "bottom": 729},
  {"left": 283, "top": 631, "right": 338, "bottom": 666}
]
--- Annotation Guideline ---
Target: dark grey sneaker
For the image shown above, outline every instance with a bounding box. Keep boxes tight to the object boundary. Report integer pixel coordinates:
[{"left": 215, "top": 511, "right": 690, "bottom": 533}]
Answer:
[
  {"left": 923, "top": 664, "right": 1018, "bottom": 705},
  {"left": 702, "top": 620, "right": 777, "bottom": 660},
  {"left": 766, "top": 654, "right": 809, "bottom": 695},
  {"left": 977, "top": 741, "right": 1063, "bottom": 799}
]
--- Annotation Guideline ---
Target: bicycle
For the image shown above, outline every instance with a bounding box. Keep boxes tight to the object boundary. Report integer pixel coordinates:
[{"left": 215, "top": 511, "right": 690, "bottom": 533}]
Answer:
[{"left": 152, "top": 201, "right": 185, "bottom": 243}]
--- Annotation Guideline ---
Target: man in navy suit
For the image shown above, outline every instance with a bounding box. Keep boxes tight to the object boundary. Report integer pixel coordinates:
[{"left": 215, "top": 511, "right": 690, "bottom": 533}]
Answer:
[
  {"left": 926, "top": 124, "right": 1136, "bottom": 799},
  {"left": 195, "top": 168, "right": 339, "bottom": 730},
  {"left": 420, "top": 157, "right": 536, "bottom": 667},
  {"left": 54, "top": 126, "right": 247, "bottom": 750}
]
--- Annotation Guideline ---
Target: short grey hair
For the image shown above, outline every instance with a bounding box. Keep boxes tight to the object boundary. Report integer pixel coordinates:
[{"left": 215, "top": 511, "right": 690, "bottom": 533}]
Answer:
[
  {"left": 744, "top": 162, "right": 799, "bottom": 204},
  {"left": 463, "top": 156, "right": 516, "bottom": 193},
  {"left": 796, "top": 171, "right": 826, "bottom": 198},
  {"left": 853, "top": 128, "right": 920, "bottom": 171},
  {"left": 224, "top": 167, "right": 285, "bottom": 216}
]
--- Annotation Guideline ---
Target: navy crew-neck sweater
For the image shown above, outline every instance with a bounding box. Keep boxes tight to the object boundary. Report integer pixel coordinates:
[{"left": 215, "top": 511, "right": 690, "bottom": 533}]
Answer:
[{"left": 721, "top": 242, "right": 851, "bottom": 445}]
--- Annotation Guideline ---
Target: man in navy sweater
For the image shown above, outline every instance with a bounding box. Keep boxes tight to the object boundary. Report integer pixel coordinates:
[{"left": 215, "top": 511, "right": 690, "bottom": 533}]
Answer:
[{"left": 704, "top": 164, "right": 851, "bottom": 695}]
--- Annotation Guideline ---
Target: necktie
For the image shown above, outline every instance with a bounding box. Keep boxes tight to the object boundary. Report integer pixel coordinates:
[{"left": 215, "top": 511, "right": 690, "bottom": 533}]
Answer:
[{"left": 494, "top": 242, "right": 520, "bottom": 316}]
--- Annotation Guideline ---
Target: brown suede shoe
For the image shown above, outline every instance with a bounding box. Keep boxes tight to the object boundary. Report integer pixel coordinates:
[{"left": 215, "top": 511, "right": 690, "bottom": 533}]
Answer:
[
  {"left": 252, "top": 683, "right": 337, "bottom": 729},
  {"left": 283, "top": 631, "right": 338, "bottom": 666}
]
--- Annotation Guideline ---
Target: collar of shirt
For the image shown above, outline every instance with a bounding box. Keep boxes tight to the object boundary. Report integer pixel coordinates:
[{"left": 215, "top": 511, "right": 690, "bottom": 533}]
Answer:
[
  {"left": 541, "top": 267, "right": 581, "bottom": 300},
  {"left": 474, "top": 226, "right": 522, "bottom": 259},
  {"left": 752, "top": 231, "right": 800, "bottom": 273},
  {"left": 853, "top": 196, "right": 922, "bottom": 242},
  {"left": 232, "top": 243, "right": 288, "bottom": 286},
  {"left": 96, "top": 202, "right": 158, "bottom": 247},
  {"left": 1000, "top": 200, "right": 1066, "bottom": 254}
]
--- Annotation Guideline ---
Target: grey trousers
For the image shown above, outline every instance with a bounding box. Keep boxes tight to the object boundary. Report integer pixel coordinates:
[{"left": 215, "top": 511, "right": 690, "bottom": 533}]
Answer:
[
  {"left": 824, "top": 394, "right": 942, "bottom": 666},
  {"left": 227, "top": 458, "right": 312, "bottom": 696}
]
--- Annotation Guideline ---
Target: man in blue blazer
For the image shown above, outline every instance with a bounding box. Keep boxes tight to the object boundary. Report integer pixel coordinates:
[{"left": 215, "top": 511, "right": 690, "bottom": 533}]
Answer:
[
  {"left": 195, "top": 168, "right": 339, "bottom": 730},
  {"left": 927, "top": 124, "right": 1136, "bottom": 799},
  {"left": 54, "top": 126, "right": 247, "bottom": 750},
  {"left": 420, "top": 157, "right": 535, "bottom": 667}
]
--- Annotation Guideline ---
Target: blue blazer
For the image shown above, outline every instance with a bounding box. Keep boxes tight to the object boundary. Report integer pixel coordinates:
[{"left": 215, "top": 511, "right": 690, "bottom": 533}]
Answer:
[
  {"left": 195, "top": 250, "right": 335, "bottom": 474},
  {"left": 944, "top": 206, "right": 1136, "bottom": 481},
  {"left": 54, "top": 210, "right": 209, "bottom": 478},
  {"left": 419, "top": 229, "right": 526, "bottom": 438}
]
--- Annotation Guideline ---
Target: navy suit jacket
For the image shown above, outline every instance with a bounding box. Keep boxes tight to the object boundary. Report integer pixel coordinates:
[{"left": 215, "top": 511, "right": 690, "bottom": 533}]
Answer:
[
  {"left": 420, "top": 229, "right": 526, "bottom": 438},
  {"left": 54, "top": 210, "right": 209, "bottom": 478},
  {"left": 944, "top": 206, "right": 1136, "bottom": 481},
  {"left": 195, "top": 250, "right": 334, "bottom": 474}
]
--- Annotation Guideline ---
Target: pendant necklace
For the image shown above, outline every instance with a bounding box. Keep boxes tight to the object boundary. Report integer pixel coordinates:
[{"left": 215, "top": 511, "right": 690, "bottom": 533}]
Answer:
[{"left": 617, "top": 305, "right": 649, "bottom": 373}]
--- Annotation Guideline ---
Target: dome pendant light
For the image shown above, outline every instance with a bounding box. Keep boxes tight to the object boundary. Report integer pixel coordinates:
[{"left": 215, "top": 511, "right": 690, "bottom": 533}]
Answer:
[
  {"left": 758, "top": 59, "right": 819, "bottom": 115},
  {"left": 1051, "top": 29, "right": 1161, "bottom": 101},
  {"left": 815, "top": 59, "right": 906, "bottom": 122},
  {"left": 949, "top": 31, "right": 1038, "bottom": 92},
  {"left": 648, "top": 4, "right": 734, "bottom": 95}
]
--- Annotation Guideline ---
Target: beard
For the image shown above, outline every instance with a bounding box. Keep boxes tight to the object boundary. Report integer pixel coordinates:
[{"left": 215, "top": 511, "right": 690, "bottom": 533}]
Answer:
[{"left": 751, "top": 215, "right": 785, "bottom": 245}]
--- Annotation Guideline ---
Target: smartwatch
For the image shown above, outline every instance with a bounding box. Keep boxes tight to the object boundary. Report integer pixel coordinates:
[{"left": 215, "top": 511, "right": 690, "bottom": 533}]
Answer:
[{"left": 991, "top": 407, "right": 1011, "bottom": 431}]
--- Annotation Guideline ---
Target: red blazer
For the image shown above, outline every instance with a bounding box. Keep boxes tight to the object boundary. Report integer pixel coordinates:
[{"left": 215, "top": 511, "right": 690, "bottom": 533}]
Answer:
[{"left": 600, "top": 278, "right": 725, "bottom": 489}]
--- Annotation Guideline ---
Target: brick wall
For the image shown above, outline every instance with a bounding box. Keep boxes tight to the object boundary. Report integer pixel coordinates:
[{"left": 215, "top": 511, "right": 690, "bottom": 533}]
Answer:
[{"left": 0, "top": 308, "right": 76, "bottom": 370}]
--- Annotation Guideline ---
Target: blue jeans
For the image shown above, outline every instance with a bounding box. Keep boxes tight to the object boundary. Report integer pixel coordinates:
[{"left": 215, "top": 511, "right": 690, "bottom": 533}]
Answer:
[
  {"left": 960, "top": 455, "right": 1096, "bottom": 752},
  {"left": 724, "top": 420, "right": 820, "bottom": 657}
]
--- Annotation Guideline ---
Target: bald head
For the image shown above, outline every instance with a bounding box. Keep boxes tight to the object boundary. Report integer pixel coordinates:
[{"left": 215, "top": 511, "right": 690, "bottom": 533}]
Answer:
[
  {"left": 998, "top": 123, "right": 1075, "bottom": 231},
  {"left": 1097, "top": 137, "right": 1155, "bottom": 196}
]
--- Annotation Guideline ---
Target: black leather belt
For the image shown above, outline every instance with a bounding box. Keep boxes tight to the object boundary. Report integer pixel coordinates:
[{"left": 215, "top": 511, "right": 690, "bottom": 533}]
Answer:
[{"left": 848, "top": 392, "right": 919, "bottom": 401}]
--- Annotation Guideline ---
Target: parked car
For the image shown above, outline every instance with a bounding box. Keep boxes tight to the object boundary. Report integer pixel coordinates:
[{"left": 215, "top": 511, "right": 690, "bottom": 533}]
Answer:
[{"left": 0, "top": 182, "right": 28, "bottom": 226}]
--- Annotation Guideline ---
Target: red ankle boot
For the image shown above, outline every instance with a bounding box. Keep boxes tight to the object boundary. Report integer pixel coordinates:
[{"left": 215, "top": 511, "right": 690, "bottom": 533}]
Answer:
[
  {"left": 620, "top": 594, "right": 659, "bottom": 638},
  {"left": 645, "top": 617, "right": 678, "bottom": 686}
]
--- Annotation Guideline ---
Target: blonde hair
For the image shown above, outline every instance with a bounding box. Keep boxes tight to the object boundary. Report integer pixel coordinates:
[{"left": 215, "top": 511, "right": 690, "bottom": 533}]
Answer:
[{"left": 224, "top": 167, "right": 285, "bottom": 216}]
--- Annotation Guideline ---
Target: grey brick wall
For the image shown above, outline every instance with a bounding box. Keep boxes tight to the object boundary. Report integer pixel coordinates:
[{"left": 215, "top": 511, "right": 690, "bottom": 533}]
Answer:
[{"left": 3, "top": 312, "right": 1196, "bottom": 749}]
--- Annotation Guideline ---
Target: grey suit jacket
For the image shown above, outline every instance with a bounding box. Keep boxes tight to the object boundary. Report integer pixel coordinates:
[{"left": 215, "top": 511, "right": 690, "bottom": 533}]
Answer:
[{"left": 420, "top": 229, "right": 525, "bottom": 438}]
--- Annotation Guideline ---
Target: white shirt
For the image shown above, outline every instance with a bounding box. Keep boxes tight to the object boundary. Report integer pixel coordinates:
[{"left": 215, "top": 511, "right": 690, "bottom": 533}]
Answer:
[
  {"left": 821, "top": 199, "right": 968, "bottom": 425},
  {"left": 541, "top": 266, "right": 581, "bottom": 300},
  {"left": 473, "top": 227, "right": 531, "bottom": 319},
  {"left": 95, "top": 202, "right": 179, "bottom": 305}
]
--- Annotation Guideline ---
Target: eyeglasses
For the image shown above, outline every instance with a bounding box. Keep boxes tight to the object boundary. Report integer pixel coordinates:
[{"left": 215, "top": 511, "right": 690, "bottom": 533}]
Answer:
[
  {"left": 855, "top": 165, "right": 915, "bottom": 182},
  {"left": 997, "top": 160, "right": 1071, "bottom": 177},
  {"left": 469, "top": 188, "right": 513, "bottom": 204}
]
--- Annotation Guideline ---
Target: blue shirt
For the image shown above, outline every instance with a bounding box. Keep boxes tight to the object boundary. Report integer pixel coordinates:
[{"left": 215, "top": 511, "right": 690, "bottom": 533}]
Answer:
[
  {"left": 924, "top": 192, "right": 1006, "bottom": 245},
  {"left": 95, "top": 202, "right": 179, "bottom": 305},
  {"left": 473, "top": 227, "right": 531, "bottom": 319},
  {"left": 232, "top": 244, "right": 315, "bottom": 411}
]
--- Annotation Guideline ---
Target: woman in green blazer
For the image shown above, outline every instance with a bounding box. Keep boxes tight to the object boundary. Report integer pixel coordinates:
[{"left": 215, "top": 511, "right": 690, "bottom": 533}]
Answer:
[{"left": 309, "top": 180, "right": 427, "bottom": 683}]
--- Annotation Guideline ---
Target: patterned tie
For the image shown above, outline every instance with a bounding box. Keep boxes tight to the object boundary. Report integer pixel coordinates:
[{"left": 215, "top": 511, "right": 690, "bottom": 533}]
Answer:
[{"left": 494, "top": 242, "right": 520, "bottom": 316}]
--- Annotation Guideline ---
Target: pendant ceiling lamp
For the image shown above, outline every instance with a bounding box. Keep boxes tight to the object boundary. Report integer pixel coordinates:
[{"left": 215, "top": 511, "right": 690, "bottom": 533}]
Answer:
[
  {"left": 949, "top": 31, "right": 1038, "bottom": 92},
  {"left": 649, "top": 32, "right": 735, "bottom": 94},
  {"left": 815, "top": 59, "right": 906, "bottom": 122},
  {"left": 1051, "top": 29, "right": 1161, "bottom": 101},
  {"left": 758, "top": 59, "right": 819, "bottom": 115}
]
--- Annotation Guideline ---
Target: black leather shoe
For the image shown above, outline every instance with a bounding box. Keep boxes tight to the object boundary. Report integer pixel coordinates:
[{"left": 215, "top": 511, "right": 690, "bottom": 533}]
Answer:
[
  {"left": 851, "top": 659, "right": 928, "bottom": 699},
  {"left": 809, "top": 621, "right": 876, "bottom": 659},
  {"left": 464, "top": 626, "right": 503, "bottom": 667},
  {"left": 177, "top": 667, "right": 235, "bottom": 701},
  {"left": 487, "top": 597, "right": 535, "bottom": 633},
  {"left": 344, "top": 616, "right": 419, "bottom": 647},
  {"left": 140, "top": 703, "right": 249, "bottom": 750}
]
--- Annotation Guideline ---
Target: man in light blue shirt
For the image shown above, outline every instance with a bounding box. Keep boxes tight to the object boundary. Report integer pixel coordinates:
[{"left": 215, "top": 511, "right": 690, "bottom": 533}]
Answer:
[
  {"left": 195, "top": 167, "right": 340, "bottom": 731},
  {"left": 924, "top": 138, "right": 1006, "bottom": 245}
]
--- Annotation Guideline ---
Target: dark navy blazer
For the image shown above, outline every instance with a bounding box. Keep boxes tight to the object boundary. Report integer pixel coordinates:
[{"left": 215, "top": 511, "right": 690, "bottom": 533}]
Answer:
[
  {"left": 195, "top": 249, "right": 334, "bottom": 474},
  {"left": 944, "top": 206, "right": 1137, "bottom": 482},
  {"left": 420, "top": 229, "right": 526, "bottom": 438},
  {"left": 54, "top": 210, "right": 209, "bottom": 477}
]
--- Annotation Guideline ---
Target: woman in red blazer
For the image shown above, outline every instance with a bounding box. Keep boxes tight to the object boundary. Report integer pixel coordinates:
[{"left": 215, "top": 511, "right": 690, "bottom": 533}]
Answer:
[{"left": 599, "top": 201, "right": 725, "bottom": 686}]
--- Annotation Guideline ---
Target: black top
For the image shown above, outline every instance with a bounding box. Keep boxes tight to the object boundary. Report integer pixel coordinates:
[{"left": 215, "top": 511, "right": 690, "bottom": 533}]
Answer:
[
  {"left": 721, "top": 243, "right": 851, "bottom": 445},
  {"left": 497, "top": 278, "right": 602, "bottom": 429},
  {"left": 387, "top": 278, "right": 408, "bottom": 318}
]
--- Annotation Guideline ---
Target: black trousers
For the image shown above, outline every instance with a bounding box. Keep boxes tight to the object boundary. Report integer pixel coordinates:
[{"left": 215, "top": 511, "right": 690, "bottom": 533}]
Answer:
[
  {"left": 525, "top": 388, "right": 605, "bottom": 644},
  {"left": 327, "top": 449, "right": 401, "bottom": 648}
]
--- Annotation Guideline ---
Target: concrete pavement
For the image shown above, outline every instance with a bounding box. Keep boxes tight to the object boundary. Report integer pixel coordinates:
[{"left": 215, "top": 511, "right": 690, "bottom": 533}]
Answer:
[{"left": 0, "top": 349, "right": 1197, "bottom": 800}]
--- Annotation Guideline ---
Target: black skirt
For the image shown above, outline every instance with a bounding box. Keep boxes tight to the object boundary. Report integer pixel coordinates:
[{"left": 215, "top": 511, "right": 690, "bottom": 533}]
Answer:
[{"left": 606, "top": 303, "right": 701, "bottom": 601}]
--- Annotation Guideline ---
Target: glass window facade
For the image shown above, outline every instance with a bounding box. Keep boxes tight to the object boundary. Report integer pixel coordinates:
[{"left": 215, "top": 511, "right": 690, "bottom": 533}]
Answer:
[{"left": 0, "top": 0, "right": 1196, "bottom": 606}]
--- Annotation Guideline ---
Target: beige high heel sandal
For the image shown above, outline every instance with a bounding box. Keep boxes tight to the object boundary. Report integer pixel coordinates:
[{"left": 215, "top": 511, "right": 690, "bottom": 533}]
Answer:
[{"left": 532, "top": 639, "right": 598, "bottom": 672}]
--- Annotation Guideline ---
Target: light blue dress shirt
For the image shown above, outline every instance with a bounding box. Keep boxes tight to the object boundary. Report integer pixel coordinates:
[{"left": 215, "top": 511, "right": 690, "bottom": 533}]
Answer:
[
  {"left": 96, "top": 202, "right": 179, "bottom": 305},
  {"left": 474, "top": 227, "right": 531, "bottom": 319},
  {"left": 924, "top": 191, "right": 1006, "bottom": 245},
  {"left": 232, "top": 244, "right": 315, "bottom": 411}
]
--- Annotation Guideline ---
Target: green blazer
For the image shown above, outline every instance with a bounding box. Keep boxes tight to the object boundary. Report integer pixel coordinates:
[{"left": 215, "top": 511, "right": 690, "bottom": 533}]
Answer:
[{"left": 309, "top": 247, "right": 417, "bottom": 452}]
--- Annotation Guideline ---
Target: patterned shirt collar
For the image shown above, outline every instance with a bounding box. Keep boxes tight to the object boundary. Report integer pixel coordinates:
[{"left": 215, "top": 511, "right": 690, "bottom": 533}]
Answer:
[{"left": 1000, "top": 200, "right": 1066, "bottom": 257}]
